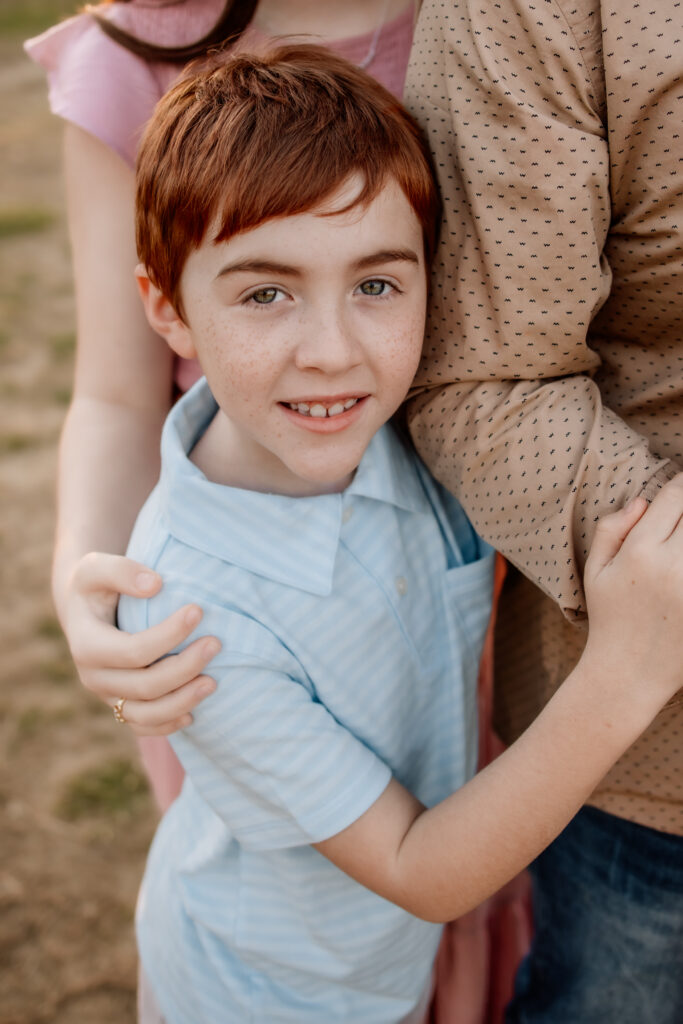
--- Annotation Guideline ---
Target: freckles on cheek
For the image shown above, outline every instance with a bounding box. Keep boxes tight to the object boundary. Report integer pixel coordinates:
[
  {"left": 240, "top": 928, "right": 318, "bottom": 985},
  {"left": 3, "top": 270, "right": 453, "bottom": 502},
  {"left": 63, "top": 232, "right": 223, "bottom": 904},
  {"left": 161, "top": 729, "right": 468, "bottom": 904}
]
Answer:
[{"left": 385, "top": 327, "right": 424, "bottom": 377}]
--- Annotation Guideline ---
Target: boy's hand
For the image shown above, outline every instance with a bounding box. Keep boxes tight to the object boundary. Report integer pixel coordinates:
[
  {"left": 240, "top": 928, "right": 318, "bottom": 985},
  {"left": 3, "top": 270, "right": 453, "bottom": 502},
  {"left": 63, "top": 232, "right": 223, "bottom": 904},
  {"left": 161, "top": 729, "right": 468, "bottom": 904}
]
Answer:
[{"left": 582, "top": 474, "right": 683, "bottom": 715}]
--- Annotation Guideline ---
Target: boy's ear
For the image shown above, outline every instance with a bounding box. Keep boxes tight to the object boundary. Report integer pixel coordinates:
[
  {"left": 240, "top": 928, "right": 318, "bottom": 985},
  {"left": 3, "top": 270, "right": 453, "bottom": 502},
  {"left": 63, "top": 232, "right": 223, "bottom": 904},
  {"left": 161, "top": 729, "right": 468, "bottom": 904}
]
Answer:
[{"left": 135, "top": 265, "right": 198, "bottom": 360}]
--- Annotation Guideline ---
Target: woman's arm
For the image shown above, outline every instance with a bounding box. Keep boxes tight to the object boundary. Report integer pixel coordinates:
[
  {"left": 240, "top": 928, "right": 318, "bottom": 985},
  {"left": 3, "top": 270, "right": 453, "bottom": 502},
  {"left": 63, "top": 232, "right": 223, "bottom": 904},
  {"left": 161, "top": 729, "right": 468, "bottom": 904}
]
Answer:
[
  {"left": 56, "top": 122, "right": 172, "bottom": 579},
  {"left": 54, "top": 124, "right": 217, "bottom": 733},
  {"left": 315, "top": 482, "right": 683, "bottom": 921}
]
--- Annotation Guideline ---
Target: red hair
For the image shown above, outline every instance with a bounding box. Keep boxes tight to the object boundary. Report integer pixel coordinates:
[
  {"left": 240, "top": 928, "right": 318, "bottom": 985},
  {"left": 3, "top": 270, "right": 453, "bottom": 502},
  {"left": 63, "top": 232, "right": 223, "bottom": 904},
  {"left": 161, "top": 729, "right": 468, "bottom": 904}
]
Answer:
[{"left": 136, "top": 44, "right": 441, "bottom": 316}]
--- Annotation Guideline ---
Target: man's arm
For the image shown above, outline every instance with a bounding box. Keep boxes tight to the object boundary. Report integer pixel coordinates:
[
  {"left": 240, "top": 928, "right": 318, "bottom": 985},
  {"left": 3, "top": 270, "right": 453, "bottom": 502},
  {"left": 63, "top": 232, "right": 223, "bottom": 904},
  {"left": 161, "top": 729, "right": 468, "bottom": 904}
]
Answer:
[{"left": 404, "top": 0, "right": 681, "bottom": 618}]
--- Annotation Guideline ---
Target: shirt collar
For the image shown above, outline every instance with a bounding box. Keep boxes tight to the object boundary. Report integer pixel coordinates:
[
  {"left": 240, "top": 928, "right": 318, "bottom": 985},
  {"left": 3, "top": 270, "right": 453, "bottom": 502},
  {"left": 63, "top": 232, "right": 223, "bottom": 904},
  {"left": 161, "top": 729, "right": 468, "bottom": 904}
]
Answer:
[{"left": 159, "top": 379, "right": 431, "bottom": 595}]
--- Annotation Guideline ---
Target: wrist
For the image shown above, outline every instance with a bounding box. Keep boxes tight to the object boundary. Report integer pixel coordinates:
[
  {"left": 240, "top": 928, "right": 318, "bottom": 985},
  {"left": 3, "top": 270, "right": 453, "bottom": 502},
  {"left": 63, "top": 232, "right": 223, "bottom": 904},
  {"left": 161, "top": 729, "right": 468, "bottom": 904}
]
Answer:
[
  {"left": 569, "top": 645, "right": 660, "bottom": 744},
  {"left": 51, "top": 544, "right": 76, "bottom": 630}
]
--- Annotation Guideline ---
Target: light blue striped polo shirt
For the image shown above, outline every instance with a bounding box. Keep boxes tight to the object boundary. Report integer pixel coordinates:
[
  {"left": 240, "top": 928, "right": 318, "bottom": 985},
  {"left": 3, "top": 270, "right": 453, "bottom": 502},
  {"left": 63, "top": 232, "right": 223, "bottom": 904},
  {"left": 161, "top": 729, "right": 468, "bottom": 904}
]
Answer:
[{"left": 119, "top": 379, "right": 495, "bottom": 1024}]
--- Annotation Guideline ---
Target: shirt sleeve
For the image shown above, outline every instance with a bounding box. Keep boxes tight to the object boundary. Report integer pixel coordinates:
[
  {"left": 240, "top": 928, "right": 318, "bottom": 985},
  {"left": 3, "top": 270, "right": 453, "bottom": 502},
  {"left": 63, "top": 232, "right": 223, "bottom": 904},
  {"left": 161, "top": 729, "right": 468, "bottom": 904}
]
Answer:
[
  {"left": 404, "top": 0, "right": 680, "bottom": 621},
  {"left": 25, "top": 14, "right": 163, "bottom": 167},
  {"left": 120, "top": 586, "right": 392, "bottom": 851}
]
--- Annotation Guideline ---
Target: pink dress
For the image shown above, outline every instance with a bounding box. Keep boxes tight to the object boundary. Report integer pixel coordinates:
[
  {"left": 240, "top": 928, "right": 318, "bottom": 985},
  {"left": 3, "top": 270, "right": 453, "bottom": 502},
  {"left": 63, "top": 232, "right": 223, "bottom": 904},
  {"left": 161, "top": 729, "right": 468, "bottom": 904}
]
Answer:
[{"left": 26, "top": 6, "right": 531, "bottom": 1021}]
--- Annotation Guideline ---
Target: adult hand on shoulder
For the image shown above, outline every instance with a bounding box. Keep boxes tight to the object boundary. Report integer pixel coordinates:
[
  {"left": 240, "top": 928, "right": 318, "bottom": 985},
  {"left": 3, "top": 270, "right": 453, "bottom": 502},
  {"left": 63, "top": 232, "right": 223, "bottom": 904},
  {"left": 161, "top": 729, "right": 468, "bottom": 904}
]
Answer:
[
  {"left": 582, "top": 474, "right": 683, "bottom": 716},
  {"left": 61, "top": 551, "right": 219, "bottom": 735}
]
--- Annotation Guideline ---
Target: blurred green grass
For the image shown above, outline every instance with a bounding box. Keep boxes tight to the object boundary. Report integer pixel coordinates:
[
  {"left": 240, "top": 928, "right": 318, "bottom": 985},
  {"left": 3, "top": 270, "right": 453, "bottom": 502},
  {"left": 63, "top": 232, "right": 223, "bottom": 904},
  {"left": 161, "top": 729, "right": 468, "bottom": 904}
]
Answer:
[
  {"left": 14, "top": 704, "right": 74, "bottom": 741},
  {"left": 40, "top": 655, "right": 75, "bottom": 685},
  {"left": 50, "top": 331, "right": 76, "bottom": 360},
  {"left": 0, "top": 208, "right": 55, "bottom": 239},
  {"left": 36, "top": 614, "right": 65, "bottom": 640},
  {"left": 16, "top": 706, "right": 47, "bottom": 739},
  {"left": 57, "top": 757, "right": 149, "bottom": 820},
  {"left": 0, "top": 432, "right": 40, "bottom": 453},
  {"left": 53, "top": 385, "right": 73, "bottom": 405},
  {"left": 0, "top": 0, "right": 79, "bottom": 36}
]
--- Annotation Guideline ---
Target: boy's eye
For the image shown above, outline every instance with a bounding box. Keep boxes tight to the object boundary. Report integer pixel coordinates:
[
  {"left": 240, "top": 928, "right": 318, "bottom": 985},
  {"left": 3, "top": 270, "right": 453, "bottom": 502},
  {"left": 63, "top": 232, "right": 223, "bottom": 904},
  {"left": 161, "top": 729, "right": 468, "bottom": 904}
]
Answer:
[
  {"left": 359, "top": 279, "right": 391, "bottom": 297},
  {"left": 248, "top": 287, "right": 282, "bottom": 305}
]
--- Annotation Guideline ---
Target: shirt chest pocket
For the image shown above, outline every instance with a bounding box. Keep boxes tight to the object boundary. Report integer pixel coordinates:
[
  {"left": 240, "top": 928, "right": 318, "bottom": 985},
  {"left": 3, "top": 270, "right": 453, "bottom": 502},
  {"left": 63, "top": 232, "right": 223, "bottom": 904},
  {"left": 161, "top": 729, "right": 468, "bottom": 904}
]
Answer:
[
  {"left": 442, "top": 548, "right": 496, "bottom": 685},
  {"left": 404, "top": 545, "right": 495, "bottom": 697}
]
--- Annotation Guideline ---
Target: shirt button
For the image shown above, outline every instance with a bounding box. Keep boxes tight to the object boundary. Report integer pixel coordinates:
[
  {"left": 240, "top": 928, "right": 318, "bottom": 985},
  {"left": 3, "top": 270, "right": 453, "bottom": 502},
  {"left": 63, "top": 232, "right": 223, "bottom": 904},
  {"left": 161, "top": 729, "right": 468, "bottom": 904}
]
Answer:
[
  {"left": 342, "top": 506, "right": 353, "bottom": 524},
  {"left": 395, "top": 576, "right": 408, "bottom": 596}
]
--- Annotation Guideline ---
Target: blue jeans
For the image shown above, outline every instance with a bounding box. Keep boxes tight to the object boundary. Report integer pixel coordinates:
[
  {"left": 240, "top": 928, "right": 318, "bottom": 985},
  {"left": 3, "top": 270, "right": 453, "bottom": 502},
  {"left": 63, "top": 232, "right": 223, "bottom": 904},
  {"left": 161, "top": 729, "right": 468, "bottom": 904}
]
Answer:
[{"left": 505, "top": 806, "right": 683, "bottom": 1023}]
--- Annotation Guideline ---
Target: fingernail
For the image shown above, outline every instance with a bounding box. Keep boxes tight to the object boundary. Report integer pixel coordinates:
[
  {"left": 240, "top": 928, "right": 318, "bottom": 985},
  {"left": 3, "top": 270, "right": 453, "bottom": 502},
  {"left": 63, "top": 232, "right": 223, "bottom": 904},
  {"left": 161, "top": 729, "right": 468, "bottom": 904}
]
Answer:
[
  {"left": 185, "top": 606, "right": 202, "bottom": 628},
  {"left": 198, "top": 680, "right": 216, "bottom": 698},
  {"left": 136, "top": 572, "right": 159, "bottom": 593},
  {"left": 180, "top": 714, "right": 193, "bottom": 727}
]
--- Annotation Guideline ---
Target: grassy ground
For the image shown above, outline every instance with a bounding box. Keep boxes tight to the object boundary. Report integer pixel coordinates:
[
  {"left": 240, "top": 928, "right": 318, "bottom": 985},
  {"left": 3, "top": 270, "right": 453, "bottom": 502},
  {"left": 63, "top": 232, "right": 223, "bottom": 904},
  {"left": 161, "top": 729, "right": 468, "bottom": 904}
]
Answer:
[{"left": 0, "top": 5, "right": 158, "bottom": 1022}]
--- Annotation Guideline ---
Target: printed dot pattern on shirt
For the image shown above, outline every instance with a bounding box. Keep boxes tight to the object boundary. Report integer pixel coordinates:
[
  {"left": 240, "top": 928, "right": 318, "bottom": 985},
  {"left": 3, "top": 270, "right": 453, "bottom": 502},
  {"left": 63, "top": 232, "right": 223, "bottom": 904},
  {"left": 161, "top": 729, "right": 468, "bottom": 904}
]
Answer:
[{"left": 403, "top": 0, "right": 683, "bottom": 833}]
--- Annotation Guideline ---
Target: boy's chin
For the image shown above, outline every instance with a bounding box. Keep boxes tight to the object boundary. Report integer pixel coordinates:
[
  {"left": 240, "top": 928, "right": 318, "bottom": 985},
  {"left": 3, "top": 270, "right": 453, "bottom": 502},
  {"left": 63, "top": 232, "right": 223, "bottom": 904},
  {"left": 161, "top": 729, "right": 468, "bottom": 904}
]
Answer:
[
  {"left": 294, "top": 465, "right": 358, "bottom": 495},
  {"left": 284, "top": 452, "right": 363, "bottom": 495}
]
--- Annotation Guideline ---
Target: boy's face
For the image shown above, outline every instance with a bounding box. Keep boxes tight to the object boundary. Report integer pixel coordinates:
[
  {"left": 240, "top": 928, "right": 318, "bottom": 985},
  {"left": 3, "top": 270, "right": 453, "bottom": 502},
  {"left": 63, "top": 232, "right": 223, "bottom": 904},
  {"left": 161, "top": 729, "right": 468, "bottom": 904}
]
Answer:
[{"left": 146, "top": 176, "right": 428, "bottom": 494}]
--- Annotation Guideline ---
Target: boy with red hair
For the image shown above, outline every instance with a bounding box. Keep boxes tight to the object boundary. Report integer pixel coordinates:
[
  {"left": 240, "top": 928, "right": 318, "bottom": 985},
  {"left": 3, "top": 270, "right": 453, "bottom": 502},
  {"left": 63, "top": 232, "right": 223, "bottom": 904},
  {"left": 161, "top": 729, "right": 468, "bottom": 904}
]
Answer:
[{"left": 120, "top": 46, "right": 683, "bottom": 1024}]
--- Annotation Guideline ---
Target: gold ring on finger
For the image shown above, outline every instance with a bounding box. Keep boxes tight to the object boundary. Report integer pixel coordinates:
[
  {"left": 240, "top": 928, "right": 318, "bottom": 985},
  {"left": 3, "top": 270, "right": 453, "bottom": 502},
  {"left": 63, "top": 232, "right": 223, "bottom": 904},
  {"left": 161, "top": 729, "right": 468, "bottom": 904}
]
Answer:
[{"left": 113, "top": 697, "right": 127, "bottom": 725}]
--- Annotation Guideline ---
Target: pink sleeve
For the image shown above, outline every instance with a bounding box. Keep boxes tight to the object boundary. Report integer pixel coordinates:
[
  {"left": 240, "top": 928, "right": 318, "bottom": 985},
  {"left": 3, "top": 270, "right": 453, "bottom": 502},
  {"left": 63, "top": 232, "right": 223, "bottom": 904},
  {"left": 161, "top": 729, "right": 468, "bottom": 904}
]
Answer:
[{"left": 25, "top": 14, "right": 165, "bottom": 167}]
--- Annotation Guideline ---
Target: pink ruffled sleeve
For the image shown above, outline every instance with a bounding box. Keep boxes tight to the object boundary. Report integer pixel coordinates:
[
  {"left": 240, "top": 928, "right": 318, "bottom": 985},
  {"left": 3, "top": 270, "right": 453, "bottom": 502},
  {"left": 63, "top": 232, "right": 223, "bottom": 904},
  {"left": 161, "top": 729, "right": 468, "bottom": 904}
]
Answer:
[{"left": 25, "top": 14, "right": 172, "bottom": 167}]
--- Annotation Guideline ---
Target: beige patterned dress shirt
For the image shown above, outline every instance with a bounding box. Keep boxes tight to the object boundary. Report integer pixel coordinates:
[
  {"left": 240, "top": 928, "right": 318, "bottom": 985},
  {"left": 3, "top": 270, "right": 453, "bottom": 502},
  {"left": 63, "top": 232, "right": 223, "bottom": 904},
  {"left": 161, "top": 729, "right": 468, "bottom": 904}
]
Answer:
[{"left": 405, "top": 0, "right": 683, "bottom": 834}]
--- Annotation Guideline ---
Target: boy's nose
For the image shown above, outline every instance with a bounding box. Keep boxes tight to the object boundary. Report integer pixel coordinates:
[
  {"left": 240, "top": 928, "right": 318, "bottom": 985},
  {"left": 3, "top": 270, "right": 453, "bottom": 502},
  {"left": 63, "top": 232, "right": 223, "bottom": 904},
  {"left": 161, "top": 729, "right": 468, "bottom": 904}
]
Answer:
[{"left": 294, "top": 309, "right": 363, "bottom": 375}]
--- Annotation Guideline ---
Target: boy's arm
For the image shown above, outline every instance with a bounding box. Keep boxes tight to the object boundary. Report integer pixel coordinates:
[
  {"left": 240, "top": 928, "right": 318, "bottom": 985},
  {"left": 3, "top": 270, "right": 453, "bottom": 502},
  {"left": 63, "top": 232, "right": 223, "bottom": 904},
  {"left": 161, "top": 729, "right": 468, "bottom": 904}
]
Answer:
[
  {"left": 317, "top": 664, "right": 642, "bottom": 922},
  {"left": 315, "top": 480, "right": 683, "bottom": 922}
]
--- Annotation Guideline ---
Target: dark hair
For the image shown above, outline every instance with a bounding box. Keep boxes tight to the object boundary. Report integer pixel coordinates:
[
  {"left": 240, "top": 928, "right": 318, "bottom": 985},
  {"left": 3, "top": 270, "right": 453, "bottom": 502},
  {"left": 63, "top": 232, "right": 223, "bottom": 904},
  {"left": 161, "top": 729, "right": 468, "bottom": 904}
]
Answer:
[
  {"left": 86, "top": 0, "right": 257, "bottom": 63},
  {"left": 136, "top": 45, "right": 441, "bottom": 317}
]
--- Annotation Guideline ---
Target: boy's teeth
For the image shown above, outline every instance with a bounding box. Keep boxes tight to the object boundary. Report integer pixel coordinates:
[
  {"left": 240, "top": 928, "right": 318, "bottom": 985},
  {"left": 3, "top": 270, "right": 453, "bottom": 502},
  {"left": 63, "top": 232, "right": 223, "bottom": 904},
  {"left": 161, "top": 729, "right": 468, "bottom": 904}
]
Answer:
[{"left": 287, "top": 398, "right": 359, "bottom": 418}]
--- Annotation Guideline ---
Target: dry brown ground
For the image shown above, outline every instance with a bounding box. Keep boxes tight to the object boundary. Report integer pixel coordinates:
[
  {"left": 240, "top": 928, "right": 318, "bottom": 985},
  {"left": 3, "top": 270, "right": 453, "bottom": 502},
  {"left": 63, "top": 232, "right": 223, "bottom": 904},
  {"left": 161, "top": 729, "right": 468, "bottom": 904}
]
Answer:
[{"left": 1, "top": 7, "right": 158, "bottom": 1022}]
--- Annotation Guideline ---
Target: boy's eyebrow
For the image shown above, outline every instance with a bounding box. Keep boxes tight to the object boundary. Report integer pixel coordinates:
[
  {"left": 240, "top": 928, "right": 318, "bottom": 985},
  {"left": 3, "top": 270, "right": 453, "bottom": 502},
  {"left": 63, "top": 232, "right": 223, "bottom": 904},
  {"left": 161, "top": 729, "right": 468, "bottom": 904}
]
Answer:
[
  {"left": 216, "top": 259, "right": 304, "bottom": 279},
  {"left": 215, "top": 249, "right": 420, "bottom": 280},
  {"left": 351, "top": 249, "right": 421, "bottom": 271}
]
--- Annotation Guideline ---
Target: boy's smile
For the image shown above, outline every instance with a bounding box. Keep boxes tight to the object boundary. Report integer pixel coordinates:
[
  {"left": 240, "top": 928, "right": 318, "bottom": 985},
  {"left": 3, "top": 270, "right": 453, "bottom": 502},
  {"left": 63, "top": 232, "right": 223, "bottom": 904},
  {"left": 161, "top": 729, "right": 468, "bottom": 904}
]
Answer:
[
  {"left": 140, "top": 176, "right": 428, "bottom": 496},
  {"left": 280, "top": 394, "right": 369, "bottom": 430}
]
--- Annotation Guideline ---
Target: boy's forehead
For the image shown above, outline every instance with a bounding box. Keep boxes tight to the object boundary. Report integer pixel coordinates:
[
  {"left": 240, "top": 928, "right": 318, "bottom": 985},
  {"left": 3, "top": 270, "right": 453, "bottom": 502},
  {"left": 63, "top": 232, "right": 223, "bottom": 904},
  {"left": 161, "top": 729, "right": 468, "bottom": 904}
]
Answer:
[{"left": 203, "top": 177, "right": 422, "bottom": 267}]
